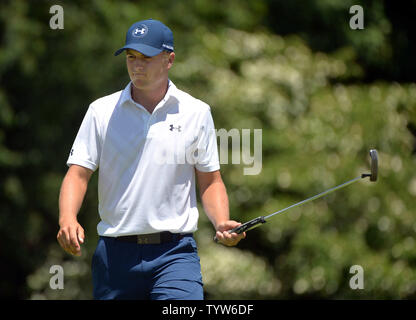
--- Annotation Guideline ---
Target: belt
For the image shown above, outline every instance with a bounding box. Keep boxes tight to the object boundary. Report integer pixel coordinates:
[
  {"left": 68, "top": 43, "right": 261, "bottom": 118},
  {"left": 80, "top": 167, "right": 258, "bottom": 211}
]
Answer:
[{"left": 115, "top": 231, "right": 187, "bottom": 244}]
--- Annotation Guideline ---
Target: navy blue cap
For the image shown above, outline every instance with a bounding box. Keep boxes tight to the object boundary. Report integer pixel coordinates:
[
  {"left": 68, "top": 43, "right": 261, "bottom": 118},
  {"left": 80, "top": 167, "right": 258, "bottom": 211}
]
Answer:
[{"left": 114, "top": 19, "right": 174, "bottom": 57}]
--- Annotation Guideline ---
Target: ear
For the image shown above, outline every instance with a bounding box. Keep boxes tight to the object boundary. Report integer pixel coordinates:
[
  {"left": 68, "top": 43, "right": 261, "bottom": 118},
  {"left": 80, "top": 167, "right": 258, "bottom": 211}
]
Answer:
[{"left": 166, "top": 52, "right": 175, "bottom": 70}]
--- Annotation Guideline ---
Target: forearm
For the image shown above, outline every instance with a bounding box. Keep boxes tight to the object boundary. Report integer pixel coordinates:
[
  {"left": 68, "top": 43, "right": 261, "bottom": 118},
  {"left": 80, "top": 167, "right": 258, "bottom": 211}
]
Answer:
[
  {"left": 59, "top": 166, "right": 90, "bottom": 225},
  {"left": 200, "top": 180, "right": 230, "bottom": 230},
  {"left": 196, "top": 169, "right": 244, "bottom": 246}
]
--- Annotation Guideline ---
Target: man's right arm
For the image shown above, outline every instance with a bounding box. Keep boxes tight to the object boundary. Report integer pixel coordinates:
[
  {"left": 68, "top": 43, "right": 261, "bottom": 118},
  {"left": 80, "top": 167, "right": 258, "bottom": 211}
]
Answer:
[{"left": 57, "top": 164, "right": 93, "bottom": 256}]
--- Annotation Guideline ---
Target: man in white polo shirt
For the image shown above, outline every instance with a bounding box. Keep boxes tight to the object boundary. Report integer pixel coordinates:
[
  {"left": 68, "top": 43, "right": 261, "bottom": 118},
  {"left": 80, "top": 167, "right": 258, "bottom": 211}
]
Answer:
[{"left": 56, "top": 19, "right": 245, "bottom": 300}]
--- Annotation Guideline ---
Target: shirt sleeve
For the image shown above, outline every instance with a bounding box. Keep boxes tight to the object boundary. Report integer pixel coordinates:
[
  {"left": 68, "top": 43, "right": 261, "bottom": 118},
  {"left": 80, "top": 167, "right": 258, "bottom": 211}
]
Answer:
[
  {"left": 194, "top": 107, "right": 220, "bottom": 172},
  {"left": 66, "top": 106, "right": 101, "bottom": 171}
]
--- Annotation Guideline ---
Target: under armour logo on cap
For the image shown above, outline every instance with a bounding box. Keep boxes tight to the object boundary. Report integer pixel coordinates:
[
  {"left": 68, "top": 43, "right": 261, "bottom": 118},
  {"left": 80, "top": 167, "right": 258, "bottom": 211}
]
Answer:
[
  {"left": 132, "top": 25, "right": 148, "bottom": 37},
  {"left": 114, "top": 19, "right": 174, "bottom": 57}
]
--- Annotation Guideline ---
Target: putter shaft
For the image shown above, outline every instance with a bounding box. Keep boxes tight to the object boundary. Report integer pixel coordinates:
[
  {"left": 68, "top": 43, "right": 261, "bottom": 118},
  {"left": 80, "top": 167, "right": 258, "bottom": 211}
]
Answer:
[
  {"left": 214, "top": 149, "right": 378, "bottom": 242},
  {"left": 265, "top": 175, "right": 363, "bottom": 220},
  {"left": 219, "top": 175, "right": 364, "bottom": 238}
]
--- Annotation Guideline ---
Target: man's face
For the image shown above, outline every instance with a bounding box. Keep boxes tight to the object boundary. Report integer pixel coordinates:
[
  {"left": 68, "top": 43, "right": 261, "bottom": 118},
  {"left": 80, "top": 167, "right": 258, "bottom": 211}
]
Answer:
[{"left": 126, "top": 49, "right": 174, "bottom": 91}]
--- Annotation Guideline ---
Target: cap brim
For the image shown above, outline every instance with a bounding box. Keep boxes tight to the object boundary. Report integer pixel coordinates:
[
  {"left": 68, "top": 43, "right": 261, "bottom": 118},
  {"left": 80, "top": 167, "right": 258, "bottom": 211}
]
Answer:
[{"left": 114, "top": 43, "right": 163, "bottom": 57}]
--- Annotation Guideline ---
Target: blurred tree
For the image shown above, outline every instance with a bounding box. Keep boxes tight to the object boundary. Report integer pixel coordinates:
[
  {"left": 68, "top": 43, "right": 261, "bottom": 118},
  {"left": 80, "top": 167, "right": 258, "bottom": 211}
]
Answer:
[{"left": 262, "top": 0, "right": 416, "bottom": 83}]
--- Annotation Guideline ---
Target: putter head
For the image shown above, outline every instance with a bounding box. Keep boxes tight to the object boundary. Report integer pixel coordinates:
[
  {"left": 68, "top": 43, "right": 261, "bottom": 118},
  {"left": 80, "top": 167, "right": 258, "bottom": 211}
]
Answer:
[
  {"left": 369, "top": 149, "right": 378, "bottom": 181},
  {"left": 361, "top": 149, "right": 378, "bottom": 181}
]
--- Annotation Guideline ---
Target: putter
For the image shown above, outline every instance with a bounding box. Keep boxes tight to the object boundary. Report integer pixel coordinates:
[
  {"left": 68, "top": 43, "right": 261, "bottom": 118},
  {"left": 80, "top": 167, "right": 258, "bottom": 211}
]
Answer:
[{"left": 214, "top": 149, "right": 378, "bottom": 243}]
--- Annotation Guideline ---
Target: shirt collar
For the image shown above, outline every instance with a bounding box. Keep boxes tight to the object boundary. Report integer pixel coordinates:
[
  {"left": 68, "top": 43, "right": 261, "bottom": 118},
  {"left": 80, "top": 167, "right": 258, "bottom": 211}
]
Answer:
[{"left": 119, "top": 80, "right": 178, "bottom": 112}]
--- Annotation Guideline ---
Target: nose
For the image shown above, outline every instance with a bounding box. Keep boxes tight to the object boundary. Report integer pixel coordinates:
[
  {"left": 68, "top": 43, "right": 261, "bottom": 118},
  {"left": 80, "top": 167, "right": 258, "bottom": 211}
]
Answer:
[
  {"left": 131, "top": 57, "right": 147, "bottom": 71},
  {"left": 134, "top": 59, "right": 145, "bottom": 71}
]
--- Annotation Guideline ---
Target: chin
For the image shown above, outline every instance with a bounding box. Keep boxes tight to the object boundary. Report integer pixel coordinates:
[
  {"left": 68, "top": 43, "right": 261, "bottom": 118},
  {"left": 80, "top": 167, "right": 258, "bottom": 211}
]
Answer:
[{"left": 131, "top": 80, "right": 148, "bottom": 89}]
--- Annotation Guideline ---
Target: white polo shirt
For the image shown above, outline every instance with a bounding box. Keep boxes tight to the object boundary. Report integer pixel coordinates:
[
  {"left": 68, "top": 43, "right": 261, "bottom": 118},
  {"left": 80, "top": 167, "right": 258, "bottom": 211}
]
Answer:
[{"left": 67, "top": 80, "right": 220, "bottom": 236}]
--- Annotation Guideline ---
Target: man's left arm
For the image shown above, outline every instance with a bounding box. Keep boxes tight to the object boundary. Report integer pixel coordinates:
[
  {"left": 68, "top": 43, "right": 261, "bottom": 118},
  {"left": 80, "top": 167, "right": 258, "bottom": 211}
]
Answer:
[{"left": 196, "top": 169, "right": 246, "bottom": 246}]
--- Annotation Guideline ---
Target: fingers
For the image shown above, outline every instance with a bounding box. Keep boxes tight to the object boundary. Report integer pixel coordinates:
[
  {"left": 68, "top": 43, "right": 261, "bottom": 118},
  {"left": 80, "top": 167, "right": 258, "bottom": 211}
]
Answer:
[
  {"left": 216, "top": 228, "right": 246, "bottom": 247},
  {"left": 57, "top": 228, "right": 77, "bottom": 256},
  {"left": 57, "top": 224, "right": 84, "bottom": 256},
  {"left": 216, "top": 220, "right": 240, "bottom": 232},
  {"left": 70, "top": 227, "right": 81, "bottom": 256},
  {"left": 77, "top": 226, "right": 85, "bottom": 245}
]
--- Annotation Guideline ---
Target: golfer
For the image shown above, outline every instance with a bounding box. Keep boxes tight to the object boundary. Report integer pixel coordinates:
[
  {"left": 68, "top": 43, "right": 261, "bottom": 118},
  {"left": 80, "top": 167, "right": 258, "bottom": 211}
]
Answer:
[{"left": 56, "top": 19, "right": 245, "bottom": 300}]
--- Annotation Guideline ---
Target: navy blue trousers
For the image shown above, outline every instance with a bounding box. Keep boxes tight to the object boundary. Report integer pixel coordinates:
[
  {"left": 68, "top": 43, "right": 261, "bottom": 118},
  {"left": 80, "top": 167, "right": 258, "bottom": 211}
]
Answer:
[{"left": 91, "top": 234, "right": 204, "bottom": 300}]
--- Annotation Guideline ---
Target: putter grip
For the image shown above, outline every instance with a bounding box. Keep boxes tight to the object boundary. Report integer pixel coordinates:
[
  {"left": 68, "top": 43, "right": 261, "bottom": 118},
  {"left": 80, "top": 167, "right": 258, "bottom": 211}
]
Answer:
[{"left": 213, "top": 216, "right": 266, "bottom": 243}]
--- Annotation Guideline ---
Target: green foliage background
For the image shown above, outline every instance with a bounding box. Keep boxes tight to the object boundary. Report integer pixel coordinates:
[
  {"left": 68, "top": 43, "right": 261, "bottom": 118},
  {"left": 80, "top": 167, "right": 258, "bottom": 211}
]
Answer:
[{"left": 0, "top": 0, "right": 415, "bottom": 299}]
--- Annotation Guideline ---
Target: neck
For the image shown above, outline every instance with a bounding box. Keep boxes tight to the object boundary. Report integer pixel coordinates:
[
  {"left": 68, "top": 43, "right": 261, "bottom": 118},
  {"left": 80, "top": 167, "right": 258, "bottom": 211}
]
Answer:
[{"left": 131, "top": 80, "right": 169, "bottom": 114}]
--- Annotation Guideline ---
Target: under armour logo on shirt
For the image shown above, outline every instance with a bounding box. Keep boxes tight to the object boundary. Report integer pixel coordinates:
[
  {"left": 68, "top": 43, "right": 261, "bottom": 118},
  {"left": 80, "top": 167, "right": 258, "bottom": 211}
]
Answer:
[
  {"left": 169, "top": 124, "right": 181, "bottom": 132},
  {"left": 70, "top": 149, "right": 74, "bottom": 156}
]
